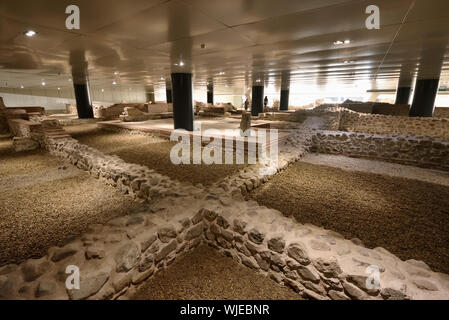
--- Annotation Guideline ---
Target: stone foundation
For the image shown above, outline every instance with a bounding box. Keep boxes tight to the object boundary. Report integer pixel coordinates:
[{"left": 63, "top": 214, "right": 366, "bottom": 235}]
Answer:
[
  {"left": 1, "top": 114, "right": 448, "bottom": 300},
  {"left": 339, "top": 110, "right": 449, "bottom": 139},
  {"left": 311, "top": 131, "right": 449, "bottom": 171},
  {"left": 12, "top": 137, "right": 39, "bottom": 152},
  {"left": 435, "top": 107, "right": 449, "bottom": 118},
  {"left": 1, "top": 195, "right": 448, "bottom": 300}
]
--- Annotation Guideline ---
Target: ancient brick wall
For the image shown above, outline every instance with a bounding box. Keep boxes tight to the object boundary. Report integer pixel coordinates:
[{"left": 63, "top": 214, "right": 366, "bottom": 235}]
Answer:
[
  {"left": 339, "top": 110, "right": 449, "bottom": 139},
  {"left": 311, "top": 131, "right": 449, "bottom": 171}
]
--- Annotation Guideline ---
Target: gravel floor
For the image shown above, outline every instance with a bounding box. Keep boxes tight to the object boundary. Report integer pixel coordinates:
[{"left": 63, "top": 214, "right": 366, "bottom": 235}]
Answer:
[
  {"left": 67, "top": 124, "right": 248, "bottom": 186},
  {"left": 0, "top": 137, "right": 141, "bottom": 266},
  {"left": 250, "top": 161, "right": 449, "bottom": 274},
  {"left": 132, "top": 245, "right": 302, "bottom": 300},
  {"left": 302, "top": 153, "right": 449, "bottom": 187}
]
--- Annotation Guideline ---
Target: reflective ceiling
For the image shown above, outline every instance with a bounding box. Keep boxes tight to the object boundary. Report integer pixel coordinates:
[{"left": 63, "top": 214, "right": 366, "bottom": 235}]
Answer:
[{"left": 0, "top": 0, "right": 449, "bottom": 92}]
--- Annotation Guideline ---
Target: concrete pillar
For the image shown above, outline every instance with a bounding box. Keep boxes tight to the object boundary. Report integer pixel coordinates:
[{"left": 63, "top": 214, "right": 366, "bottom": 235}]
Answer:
[
  {"left": 70, "top": 50, "right": 93, "bottom": 119},
  {"left": 395, "top": 87, "right": 412, "bottom": 105},
  {"left": 171, "top": 73, "right": 194, "bottom": 131},
  {"left": 73, "top": 79, "right": 93, "bottom": 119},
  {"left": 207, "top": 84, "right": 214, "bottom": 105},
  {"left": 280, "top": 89, "right": 289, "bottom": 111},
  {"left": 166, "top": 89, "right": 173, "bottom": 103},
  {"left": 251, "top": 86, "right": 264, "bottom": 116},
  {"left": 409, "top": 78, "right": 440, "bottom": 117}
]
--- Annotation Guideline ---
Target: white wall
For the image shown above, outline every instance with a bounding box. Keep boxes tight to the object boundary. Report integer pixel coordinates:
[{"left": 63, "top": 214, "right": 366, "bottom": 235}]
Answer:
[{"left": 0, "top": 85, "right": 147, "bottom": 111}]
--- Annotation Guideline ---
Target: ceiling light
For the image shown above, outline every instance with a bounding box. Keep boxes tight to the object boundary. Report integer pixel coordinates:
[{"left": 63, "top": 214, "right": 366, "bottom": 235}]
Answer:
[
  {"left": 179, "top": 61, "right": 185, "bottom": 66},
  {"left": 101, "top": 89, "right": 104, "bottom": 92},
  {"left": 334, "top": 40, "right": 350, "bottom": 45},
  {"left": 114, "top": 72, "right": 119, "bottom": 75},
  {"left": 256, "top": 79, "right": 261, "bottom": 83},
  {"left": 20, "top": 85, "right": 24, "bottom": 89},
  {"left": 112, "top": 81, "right": 117, "bottom": 85},
  {"left": 41, "top": 82, "right": 46, "bottom": 86},
  {"left": 24, "top": 30, "right": 37, "bottom": 37},
  {"left": 57, "top": 87, "right": 61, "bottom": 90},
  {"left": 219, "top": 72, "right": 225, "bottom": 75}
]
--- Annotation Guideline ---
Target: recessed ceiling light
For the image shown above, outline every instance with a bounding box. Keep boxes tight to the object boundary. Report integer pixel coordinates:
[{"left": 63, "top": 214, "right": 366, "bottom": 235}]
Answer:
[
  {"left": 219, "top": 72, "right": 225, "bottom": 75},
  {"left": 57, "top": 87, "right": 61, "bottom": 90},
  {"left": 334, "top": 40, "right": 351, "bottom": 45},
  {"left": 179, "top": 61, "right": 185, "bottom": 66},
  {"left": 24, "top": 30, "right": 37, "bottom": 37},
  {"left": 101, "top": 89, "right": 104, "bottom": 92},
  {"left": 20, "top": 85, "right": 24, "bottom": 89},
  {"left": 112, "top": 81, "right": 117, "bottom": 85},
  {"left": 114, "top": 72, "right": 119, "bottom": 75},
  {"left": 41, "top": 82, "right": 46, "bottom": 86}
]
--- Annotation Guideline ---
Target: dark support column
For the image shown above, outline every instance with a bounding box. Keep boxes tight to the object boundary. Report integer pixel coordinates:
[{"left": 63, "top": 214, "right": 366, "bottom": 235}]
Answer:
[
  {"left": 395, "top": 87, "right": 412, "bottom": 105},
  {"left": 207, "top": 84, "right": 214, "bottom": 105},
  {"left": 73, "top": 81, "right": 94, "bottom": 119},
  {"left": 171, "top": 73, "right": 194, "bottom": 131},
  {"left": 251, "top": 86, "right": 264, "bottom": 116},
  {"left": 166, "top": 89, "right": 173, "bottom": 103},
  {"left": 280, "top": 89, "right": 289, "bottom": 111},
  {"left": 146, "top": 91, "right": 155, "bottom": 104},
  {"left": 70, "top": 50, "right": 93, "bottom": 119},
  {"left": 409, "top": 79, "right": 440, "bottom": 117}
]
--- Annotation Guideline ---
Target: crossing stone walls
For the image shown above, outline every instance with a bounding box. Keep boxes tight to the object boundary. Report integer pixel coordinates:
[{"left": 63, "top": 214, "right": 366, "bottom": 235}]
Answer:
[{"left": 2, "top": 197, "right": 449, "bottom": 300}]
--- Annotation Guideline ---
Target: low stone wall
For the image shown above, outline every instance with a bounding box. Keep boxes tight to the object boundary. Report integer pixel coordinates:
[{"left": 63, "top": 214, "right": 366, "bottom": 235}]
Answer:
[
  {"left": 341, "top": 102, "right": 410, "bottom": 116},
  {"left": 94, "top": 104, "right": 148, "bottom": 120},
  {"left": 311, "top": 131, "right": 449, "bottom": 171},
  {"left": 435, "top": 107, "right": 449, "bottom": 118},
  {"left": 41, "top": 137, "right": 184, "bottom": 201},
  {"left": 339, "top": 110, "right": 449, "bottom": 139},
  {"left": 7, "top": 119, "right": 41, "bottom": 138},
  {"left": 12, "top": 137, "right": 39, "bottom": 152},
  {"left": 2, "top": 195, "right": 448, "bottom": 300}
]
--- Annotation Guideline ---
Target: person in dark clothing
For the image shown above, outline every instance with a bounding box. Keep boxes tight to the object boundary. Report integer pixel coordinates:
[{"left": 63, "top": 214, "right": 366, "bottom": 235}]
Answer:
[
  {"left": 244, "top": 99, "right": 249, "bottom": 111},
  {"left": 264, "top": 96, "right": 269, "bottom": 109}
]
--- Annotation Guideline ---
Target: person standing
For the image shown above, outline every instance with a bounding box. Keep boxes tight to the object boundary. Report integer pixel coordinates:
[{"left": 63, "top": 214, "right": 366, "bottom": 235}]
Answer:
[
  {"left": 264, "top": 96, "right": 269, "bottom": 109},
  {"left": 244, "top": 99, "right": 249, "bottom": 111}
]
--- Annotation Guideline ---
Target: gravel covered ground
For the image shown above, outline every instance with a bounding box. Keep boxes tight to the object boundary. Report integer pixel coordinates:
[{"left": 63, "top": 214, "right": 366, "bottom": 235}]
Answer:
[
  {"left": 250, "top": 161, "right": 449, "bottom": 274},
  {"left": 67, "top": 124, "right": 248, "bottom": 186},
  {"left": 0, "top": 137, "right": 140, "bottom": 266},
  {"left": 132, "top": 245, "right": 302, "bottom": 300}
]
